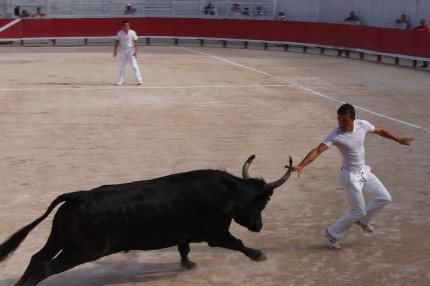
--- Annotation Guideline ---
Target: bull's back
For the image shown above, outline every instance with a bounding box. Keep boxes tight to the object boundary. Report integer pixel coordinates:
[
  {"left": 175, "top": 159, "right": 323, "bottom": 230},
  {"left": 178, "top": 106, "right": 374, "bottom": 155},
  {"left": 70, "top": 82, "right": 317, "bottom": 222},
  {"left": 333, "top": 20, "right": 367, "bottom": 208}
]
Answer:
[{"left": 55, "top": 170, "right": 234, "bottom": 251}]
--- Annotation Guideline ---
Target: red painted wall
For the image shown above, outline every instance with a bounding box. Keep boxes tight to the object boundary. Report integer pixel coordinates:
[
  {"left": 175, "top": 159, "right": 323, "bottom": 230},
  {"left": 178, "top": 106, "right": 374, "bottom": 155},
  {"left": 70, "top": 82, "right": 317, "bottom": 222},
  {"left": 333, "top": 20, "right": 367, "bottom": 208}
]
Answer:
[
  {"left": 1, "top": 18, "right": 429, "bottom": 57},
  {"left": 0, "top": 19, "right": 21, "bottom": 38}
]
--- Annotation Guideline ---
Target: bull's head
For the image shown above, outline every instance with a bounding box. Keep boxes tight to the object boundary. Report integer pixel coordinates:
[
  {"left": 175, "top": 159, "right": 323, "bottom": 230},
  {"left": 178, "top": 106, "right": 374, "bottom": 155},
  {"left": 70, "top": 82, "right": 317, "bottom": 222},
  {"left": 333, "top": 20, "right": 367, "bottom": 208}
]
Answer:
[{"left": 233, "top": 155, "right": 293, "bottom": 232}]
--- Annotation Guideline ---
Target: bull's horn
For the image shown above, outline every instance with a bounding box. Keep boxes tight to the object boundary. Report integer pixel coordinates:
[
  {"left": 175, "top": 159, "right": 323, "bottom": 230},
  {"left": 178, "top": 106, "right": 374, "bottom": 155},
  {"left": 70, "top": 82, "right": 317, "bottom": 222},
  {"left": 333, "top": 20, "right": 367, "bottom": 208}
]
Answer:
[
  {"left": 242, "top": 154, "right": 256, "bottom": 179},
  {"left": 265, "top": 156, "right": 293, "bottom": 190}
]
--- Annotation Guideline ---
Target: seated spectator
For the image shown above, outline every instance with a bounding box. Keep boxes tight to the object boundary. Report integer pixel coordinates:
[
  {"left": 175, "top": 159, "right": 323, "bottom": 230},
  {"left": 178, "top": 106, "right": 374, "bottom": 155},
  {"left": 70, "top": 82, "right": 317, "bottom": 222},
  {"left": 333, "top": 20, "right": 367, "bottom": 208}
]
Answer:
[
  {"left": 277, "top": 10, "right": 287, "bottom": 20},
  {"left": 395, "top": 14, "right": 409, "bottom": 29},
  {"left": 32, "top": 7, "right": 45, "bottom": 17},
  {"left": 412, "top": 18, "right": 429, "bottom": 32},
  {"left": 14, "top": 5, "right": 20, "bottom": 16},
  {"left": 254, "top": 6, "right": 263, "bottom": 17},
  {"left": 344, "top": 11, "right": 358, "bottom": 21},
  {"left": 241, "top": 7, "right": 250, "bottom": 17},
  {"left": 203, "top": 1, "right": 216, "bottom": 15},
  {"left": 19, "top": 9, "right": 30, "bottom": 17},
  {"left": 412, "top": 19, "right": 429, "bottom": 68},
  {"left": 124, "top": 4, "right": 136, "bottom": 15},
  {"left": 231, "top": 4, "right": 241, "bottom": 16}
]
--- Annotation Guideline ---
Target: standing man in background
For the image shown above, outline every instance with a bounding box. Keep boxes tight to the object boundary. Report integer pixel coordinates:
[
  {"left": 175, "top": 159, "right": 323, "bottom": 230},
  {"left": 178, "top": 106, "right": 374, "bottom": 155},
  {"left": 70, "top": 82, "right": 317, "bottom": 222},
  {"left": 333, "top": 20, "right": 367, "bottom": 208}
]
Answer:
[
  {"left": 114, "top": 20, "right": 142, "bottom": 85},
  {"left": 412, "top": 19, "right": 429, "bottom": 68},
  {"left": 293, "top": 103, "right": 414, "bottom": 250}
]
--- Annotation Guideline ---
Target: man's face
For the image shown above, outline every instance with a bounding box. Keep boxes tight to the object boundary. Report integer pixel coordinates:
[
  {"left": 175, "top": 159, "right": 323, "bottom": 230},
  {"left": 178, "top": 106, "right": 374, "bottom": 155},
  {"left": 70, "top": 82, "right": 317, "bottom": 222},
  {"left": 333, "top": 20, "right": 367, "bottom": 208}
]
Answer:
[
  {"left": 122, "top": 22, "right": 130, "bottom": 32},
  {"left": 337, "top": 113, "right": 354, "bottom": 132}
]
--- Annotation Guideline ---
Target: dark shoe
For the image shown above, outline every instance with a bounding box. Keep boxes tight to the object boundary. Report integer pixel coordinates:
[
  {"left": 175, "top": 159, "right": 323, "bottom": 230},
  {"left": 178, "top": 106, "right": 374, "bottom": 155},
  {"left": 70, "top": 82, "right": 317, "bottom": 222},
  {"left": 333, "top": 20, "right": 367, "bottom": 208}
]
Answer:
[
  {"left": 355, "top": 221, "right": 374, "bottom": 233},
  {"left": 325, "top": 229, "right": 341, "bottom": 250}
]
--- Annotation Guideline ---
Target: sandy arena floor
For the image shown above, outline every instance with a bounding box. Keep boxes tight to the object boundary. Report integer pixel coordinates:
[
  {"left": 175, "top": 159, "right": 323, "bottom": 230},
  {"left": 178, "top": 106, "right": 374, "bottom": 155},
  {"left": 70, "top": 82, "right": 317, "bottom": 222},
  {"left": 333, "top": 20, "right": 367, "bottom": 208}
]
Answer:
[{"left": 0, "top": 44, "right": 429, "bottom": 286}]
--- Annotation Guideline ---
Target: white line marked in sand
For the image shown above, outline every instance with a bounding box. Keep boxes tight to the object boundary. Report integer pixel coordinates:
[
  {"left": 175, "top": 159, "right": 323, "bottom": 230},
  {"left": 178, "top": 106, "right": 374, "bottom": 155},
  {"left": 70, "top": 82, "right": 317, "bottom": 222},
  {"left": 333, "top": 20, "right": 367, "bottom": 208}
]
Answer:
[
  {"left": 183, "top": 47, "right": 429, "bottom": 133},
  {"left": 0, "top": 84, "right": 288, "bottom": 92}
]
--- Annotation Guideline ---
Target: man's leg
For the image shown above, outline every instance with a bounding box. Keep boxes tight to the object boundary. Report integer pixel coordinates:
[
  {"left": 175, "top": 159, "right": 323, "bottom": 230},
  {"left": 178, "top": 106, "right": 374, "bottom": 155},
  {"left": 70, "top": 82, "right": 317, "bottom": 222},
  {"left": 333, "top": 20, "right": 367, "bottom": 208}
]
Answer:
[
  {"left": 130, "top": 53, "right": 142, "bottom": 83},
  {"left": 328, "top": 170, "right": 366, "bottom": 240},
  {"left": 359, "top": 172, "right": 391, "bottom": 225},
  {"left": 117, "top": 52, "right": 127, "bottom": 84}
]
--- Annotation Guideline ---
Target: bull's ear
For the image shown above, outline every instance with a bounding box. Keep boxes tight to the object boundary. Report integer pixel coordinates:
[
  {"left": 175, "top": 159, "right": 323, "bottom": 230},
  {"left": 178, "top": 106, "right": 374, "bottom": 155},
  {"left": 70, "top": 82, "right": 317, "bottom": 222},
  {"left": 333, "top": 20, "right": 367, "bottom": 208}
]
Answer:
[{"left": 219, "top": 177, "right": 255, "bottom": 210}]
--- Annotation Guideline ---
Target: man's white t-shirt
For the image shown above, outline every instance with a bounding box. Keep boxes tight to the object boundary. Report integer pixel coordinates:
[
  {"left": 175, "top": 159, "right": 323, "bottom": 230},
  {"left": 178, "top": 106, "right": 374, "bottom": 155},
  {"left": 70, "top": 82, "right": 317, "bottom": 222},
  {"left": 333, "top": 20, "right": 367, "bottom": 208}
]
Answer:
[
  {"left": 322, "top": 119, "right": 375, "bottom": 172},
  {"left": 116, "top": 29, "right": 138, "bottom": 52}
]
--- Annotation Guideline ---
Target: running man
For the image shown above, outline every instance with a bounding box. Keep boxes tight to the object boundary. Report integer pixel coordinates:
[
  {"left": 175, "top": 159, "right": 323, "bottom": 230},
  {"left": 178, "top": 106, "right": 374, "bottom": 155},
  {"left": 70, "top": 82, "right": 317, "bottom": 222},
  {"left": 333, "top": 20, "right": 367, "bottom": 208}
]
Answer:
[
  {"left": 293, "top": 103, "right": 414, "bottom": 250},
  {"left": 113, "top": 20, "right": 142, "bottom": 85}
]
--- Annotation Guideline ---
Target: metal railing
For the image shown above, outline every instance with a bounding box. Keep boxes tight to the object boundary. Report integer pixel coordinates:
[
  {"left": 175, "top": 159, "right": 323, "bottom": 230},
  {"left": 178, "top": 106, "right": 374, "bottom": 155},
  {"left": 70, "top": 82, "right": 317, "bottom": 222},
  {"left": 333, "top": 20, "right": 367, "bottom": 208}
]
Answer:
[{"left": 2, "top": 0, "right": 276, "bottom": 19}]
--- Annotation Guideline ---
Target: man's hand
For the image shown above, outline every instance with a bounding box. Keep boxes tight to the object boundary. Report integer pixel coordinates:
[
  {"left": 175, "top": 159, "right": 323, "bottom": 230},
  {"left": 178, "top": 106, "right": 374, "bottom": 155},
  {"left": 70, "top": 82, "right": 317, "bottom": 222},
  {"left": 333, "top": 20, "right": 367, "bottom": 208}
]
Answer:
[
  {"left": 397, "top": 137, "right": 414, "bottom": 145},
  {"left": 293, "top": 166, "right": 303, "bottom": 178}
]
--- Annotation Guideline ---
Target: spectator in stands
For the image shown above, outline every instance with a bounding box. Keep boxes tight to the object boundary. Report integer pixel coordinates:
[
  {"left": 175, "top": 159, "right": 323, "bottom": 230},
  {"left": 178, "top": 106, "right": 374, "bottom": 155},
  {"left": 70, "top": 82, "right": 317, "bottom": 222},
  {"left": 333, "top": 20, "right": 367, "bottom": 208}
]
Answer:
[
  {"left": 241, "top": 7, "right": 250, "bottom": 17},
  {"left": 412, "top": 19, "right": 429, "bottom": 68},
  {"left": 124, "top": 4, "right": 136, "bottom": 15},
  {"left": 412, "top": 18, "right": 429, "bottom": 32},
  {"left": 203, "top": 1, "right": 216, "bottom": 15},
  {"left": 344, "top": 11, "right": 358, "bottom": 22},
  {"left": 395, "top": 14, "right": 409, "bottom": 29},
  {"left": 231, "top": 4, "right": 241, "bottom": 16},
  {"left": 14, "top": 6, "right": 20, "bottom": 17},
  {"left": 32, "top": 7, "right": 45, "bottom": 17},
  {"left": 277, "top": 10, "right": 286, "bottom": 20},
  {"left": 254, "top": 6, "right": 263, "bottom": 17},
  {"left": 19, "top": 9, "right": 30, "bottom": 17}
]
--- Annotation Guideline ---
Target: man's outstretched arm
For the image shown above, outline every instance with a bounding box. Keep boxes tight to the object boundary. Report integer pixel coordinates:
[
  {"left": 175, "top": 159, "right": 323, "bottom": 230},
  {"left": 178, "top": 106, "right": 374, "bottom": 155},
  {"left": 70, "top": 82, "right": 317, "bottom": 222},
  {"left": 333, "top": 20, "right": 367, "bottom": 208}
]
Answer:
[
  {"left": 373, "top": 127, "right": 414, "bottom": 145},
  {"left": 293, "top": 143, "right": 329, "bottom": 178}
]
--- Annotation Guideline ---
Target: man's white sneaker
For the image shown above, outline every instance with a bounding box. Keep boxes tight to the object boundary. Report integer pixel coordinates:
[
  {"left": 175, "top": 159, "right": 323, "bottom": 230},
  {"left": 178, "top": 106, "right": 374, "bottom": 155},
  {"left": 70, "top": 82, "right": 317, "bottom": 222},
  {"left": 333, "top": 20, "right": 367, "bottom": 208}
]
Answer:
[
  {"left": 137, "top": 81, "right": 142, "bottom": 85},
  {"left": 325, "top": 229, "right": 341, "bottom": 250},
  {"left": 116, "top": 81, "right": 124, "bottom": 86},
  {"left": 355, "top": 221, "right": 374, "bottom": 233}
]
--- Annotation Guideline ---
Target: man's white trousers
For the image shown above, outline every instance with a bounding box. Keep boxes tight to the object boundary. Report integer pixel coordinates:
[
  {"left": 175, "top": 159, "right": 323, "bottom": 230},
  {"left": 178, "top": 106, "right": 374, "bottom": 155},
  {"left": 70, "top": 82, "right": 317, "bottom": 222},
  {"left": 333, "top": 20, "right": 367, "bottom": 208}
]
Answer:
[
  {"left": 328, "top": 166, "right": 392, "bottom": 239},
  {"left": 118, "top": 51, "right": 142, "bottom": 83}
]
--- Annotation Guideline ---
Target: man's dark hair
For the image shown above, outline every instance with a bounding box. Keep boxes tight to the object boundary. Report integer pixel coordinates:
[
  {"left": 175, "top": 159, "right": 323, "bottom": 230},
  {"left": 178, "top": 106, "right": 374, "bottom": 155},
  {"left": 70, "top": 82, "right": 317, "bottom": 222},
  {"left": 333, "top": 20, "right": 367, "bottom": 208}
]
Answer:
[{"left": 337, "top": 103, "right": 355, "bottom": 118}]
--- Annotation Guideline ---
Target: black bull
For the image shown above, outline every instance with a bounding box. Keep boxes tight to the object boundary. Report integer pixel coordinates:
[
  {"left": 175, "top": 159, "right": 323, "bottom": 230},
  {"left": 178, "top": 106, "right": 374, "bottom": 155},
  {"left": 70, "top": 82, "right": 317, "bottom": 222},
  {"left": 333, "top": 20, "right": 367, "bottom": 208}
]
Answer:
[{"left": 0, "top": 155, "right": 293, "bottom": 286}]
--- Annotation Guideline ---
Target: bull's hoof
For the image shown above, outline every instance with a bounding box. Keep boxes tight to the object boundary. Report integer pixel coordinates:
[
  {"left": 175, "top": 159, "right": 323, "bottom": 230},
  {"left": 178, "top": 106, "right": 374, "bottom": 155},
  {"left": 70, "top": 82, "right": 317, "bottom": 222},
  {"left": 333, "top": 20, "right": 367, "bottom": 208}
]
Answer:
[
  {"left": 249, "top": 251, "right": 268, "bottom": 262},
  {"left": 181, "top": 259, "right": 197, "bottom": 270},
  {"left": 255, "top": 252, "right": 268, "bottom": 261}
]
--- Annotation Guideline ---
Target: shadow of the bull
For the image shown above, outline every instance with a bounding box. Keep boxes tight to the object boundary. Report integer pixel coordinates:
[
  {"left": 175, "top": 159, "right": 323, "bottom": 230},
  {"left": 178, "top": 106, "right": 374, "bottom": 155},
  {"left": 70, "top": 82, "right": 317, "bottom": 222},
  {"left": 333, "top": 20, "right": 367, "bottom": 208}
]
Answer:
[{"left": 1, "top": 261, "right": 184, "bottom": 286}]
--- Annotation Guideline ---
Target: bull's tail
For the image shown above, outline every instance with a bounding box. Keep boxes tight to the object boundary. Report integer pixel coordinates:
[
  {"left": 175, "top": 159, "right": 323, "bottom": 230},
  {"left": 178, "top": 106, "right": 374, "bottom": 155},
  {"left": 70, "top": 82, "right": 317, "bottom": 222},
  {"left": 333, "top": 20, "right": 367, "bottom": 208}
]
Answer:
[{"left": 0, "top": 193, "right": 74, "bottom": 262}]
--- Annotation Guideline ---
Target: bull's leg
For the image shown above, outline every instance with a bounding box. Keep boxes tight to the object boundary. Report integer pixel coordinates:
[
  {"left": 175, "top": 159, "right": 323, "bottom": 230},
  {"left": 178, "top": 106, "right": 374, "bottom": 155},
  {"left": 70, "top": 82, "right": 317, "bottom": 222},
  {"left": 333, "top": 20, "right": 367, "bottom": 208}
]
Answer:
[
  {"left": 18, "top": 248, "right": 98, "bottom": 286},
  {"left": 206, "top": 232, "right": 267, "bottom": 262},
  {"left": 16, "top": 231, "right": 62, "bottom": 286},
  {"left": 177, "top": 243, "right": 196, "bottom": 269}
]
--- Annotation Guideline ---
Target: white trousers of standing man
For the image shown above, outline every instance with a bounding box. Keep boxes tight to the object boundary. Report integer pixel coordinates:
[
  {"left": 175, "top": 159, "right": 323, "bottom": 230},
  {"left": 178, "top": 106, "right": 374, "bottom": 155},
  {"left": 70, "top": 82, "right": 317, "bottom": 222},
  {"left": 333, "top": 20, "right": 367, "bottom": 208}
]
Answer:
[
  {"left": 118, "top": 50, "right": 142, "bottom": 83},
  {"left": 328, "top": 165, "right": 392, "bottom": 240}
]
